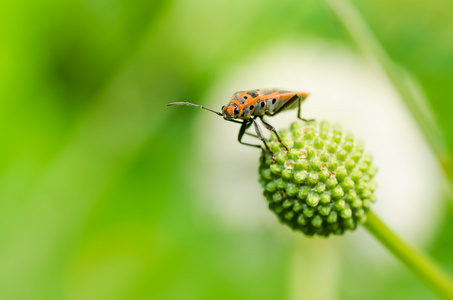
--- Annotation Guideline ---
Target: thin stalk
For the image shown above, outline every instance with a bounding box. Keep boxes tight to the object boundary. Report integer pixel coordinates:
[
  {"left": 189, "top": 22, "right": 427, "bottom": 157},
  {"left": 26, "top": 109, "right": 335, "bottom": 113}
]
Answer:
[
  {"left": 364, "top": 211, "right": 453, "bottom": 299},
  {"left": 324, "top": 0, "right": 452, "bottom": 184}
]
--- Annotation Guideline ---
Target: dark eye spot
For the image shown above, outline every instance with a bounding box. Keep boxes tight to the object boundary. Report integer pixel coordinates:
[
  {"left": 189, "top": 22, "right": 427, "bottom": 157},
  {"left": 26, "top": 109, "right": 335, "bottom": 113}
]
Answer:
[
  {"left": 272, "top": 98, "right": 277, "bottom": 104},
  {"left": 250, "top": 105, "right": 254, "bottom": 110},
  {"left": 244, "top": 96, "right": 248, "bottom": 99},
  {"left": 261, "top": 101, "right": 265, "bottom": 108},
  {"left": 234, "top": 107, "right": 240, "bottom": 115}
]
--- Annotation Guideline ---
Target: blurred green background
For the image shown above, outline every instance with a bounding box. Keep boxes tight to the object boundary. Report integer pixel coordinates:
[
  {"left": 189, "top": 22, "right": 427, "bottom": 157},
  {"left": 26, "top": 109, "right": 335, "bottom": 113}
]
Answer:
[{"left": 1, "top": 0, "right": 453, "bottom": 299}]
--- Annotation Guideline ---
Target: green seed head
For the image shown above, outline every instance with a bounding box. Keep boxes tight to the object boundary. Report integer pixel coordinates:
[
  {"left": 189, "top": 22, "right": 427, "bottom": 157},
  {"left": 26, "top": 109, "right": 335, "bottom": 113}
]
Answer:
[{"left": 259, "top": 121, "right": 377, "bottom": 237}]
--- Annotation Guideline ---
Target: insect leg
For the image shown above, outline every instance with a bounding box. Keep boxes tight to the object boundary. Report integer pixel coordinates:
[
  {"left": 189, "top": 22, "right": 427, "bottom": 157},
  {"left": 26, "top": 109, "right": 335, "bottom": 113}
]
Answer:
[
  {"left": 269, "top": 94, "right": 314, "bottom": 122},
  {"left": 259, "top": 117, "right": 289, "bottom": 151},
  {"left": 226, "top": 119, "right": 260, "bottom": 139},
  {"left": 226, "top": 119, "right": 243, "bottom": 124},
  {"left": 251, "top": 118, "right": 275, "bottom": 159},
  {"left": 237, "top": 120, "right": 272, "bottom": 161},
  {"left": 237, "top": 120, "right": 263, "bottom": 150},
  {"left": 245, "top": 132, "right": 259, "bottom": 139},
  {"left": 269, "top": 94, "right": 300, "bottom": 116},
  {"left": 296, "top": 95, "right": 314, "bottom": 122}
]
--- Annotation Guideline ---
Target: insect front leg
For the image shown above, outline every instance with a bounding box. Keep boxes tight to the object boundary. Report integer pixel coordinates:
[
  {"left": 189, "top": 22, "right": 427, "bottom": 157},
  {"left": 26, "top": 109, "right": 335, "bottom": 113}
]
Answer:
[
  {"left": 237, "top": 121, "right": 271, "bottom": 162},
  {"left": 245, "top": 132, "right": 259, "bottom": 139},
  {"left": 259, "top": 117, "right": 289, "bottom": 152},
  {"left": 237, "top": 121, "right": 265, "bottom": 151},
  {"left": 226, "top": 119, "right": 260, "bottom": 143}
]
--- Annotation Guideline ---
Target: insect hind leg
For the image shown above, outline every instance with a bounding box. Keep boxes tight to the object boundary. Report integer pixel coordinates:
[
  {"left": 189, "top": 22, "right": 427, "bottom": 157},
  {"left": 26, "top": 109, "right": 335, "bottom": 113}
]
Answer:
[
  {"left": 269, "top": 94, "right": 314, "bottom": 122},
  {"left": 296, "top": 95, "right": 315, "bottom": 122}
]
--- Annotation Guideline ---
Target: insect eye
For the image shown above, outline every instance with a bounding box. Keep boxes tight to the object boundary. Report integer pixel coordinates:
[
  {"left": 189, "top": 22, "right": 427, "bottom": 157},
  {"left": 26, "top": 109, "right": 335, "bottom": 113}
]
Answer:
[
  {"left": 234, "top": 107, "right": 240, "bottom": 115},
  {"left": 261, "top": 101, "right": 265, "bottom": 108},
  {"left": 249, "top": 105, "right": 254, "bottom": 110},
  {"left": 272, "top": 98, "right": 277, "bottom": 104}
]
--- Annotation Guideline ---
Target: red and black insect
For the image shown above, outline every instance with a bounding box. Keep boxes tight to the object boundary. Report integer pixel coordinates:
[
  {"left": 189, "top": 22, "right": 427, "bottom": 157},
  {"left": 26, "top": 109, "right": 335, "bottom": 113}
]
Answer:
[{"left": 167, "top": 88, "right": 312, "bottom": 158}]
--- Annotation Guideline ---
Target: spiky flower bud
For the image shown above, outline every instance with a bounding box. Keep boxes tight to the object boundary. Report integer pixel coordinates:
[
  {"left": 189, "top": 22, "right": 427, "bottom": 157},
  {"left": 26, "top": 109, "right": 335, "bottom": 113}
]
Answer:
[{"left": 259, "top": 121, "right": 377, "bottom": 237}]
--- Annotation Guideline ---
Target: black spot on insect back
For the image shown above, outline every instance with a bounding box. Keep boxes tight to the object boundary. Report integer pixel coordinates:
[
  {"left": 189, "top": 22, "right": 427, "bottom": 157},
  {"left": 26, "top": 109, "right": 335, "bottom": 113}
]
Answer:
[
  {"left": 234, "top": 95, "right": 246, "bottom": 104},
  {"left": 261, "top": 101, "right": 265, "bottom": 108},
  {"left": 247, "top": 91, "right": 259, "bottom": 98},
  {"left": 272, "top": 99, "right": 277, "bottom": 104}
]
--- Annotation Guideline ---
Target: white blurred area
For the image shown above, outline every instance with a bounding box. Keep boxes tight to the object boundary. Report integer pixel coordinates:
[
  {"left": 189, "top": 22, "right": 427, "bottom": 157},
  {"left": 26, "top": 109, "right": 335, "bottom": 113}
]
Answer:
[{"left": 192, "top": 41, "right": 446, "bottom": 248}]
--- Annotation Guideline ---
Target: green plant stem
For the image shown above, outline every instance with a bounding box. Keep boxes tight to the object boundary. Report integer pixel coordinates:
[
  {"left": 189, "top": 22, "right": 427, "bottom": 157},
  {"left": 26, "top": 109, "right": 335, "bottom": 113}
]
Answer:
[
  {"left": 364, "top": 211, "right": 453, "bottom": 299},
  {"left": 324, "top": 0, "right": 453, "bottom": 187}
]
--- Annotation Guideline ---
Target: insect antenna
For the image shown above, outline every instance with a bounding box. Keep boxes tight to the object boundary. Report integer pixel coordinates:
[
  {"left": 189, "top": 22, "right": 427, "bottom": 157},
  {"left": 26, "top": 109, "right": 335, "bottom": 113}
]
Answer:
[{"left": 167, "top": 102, "right": 222, "bottom": 116}]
